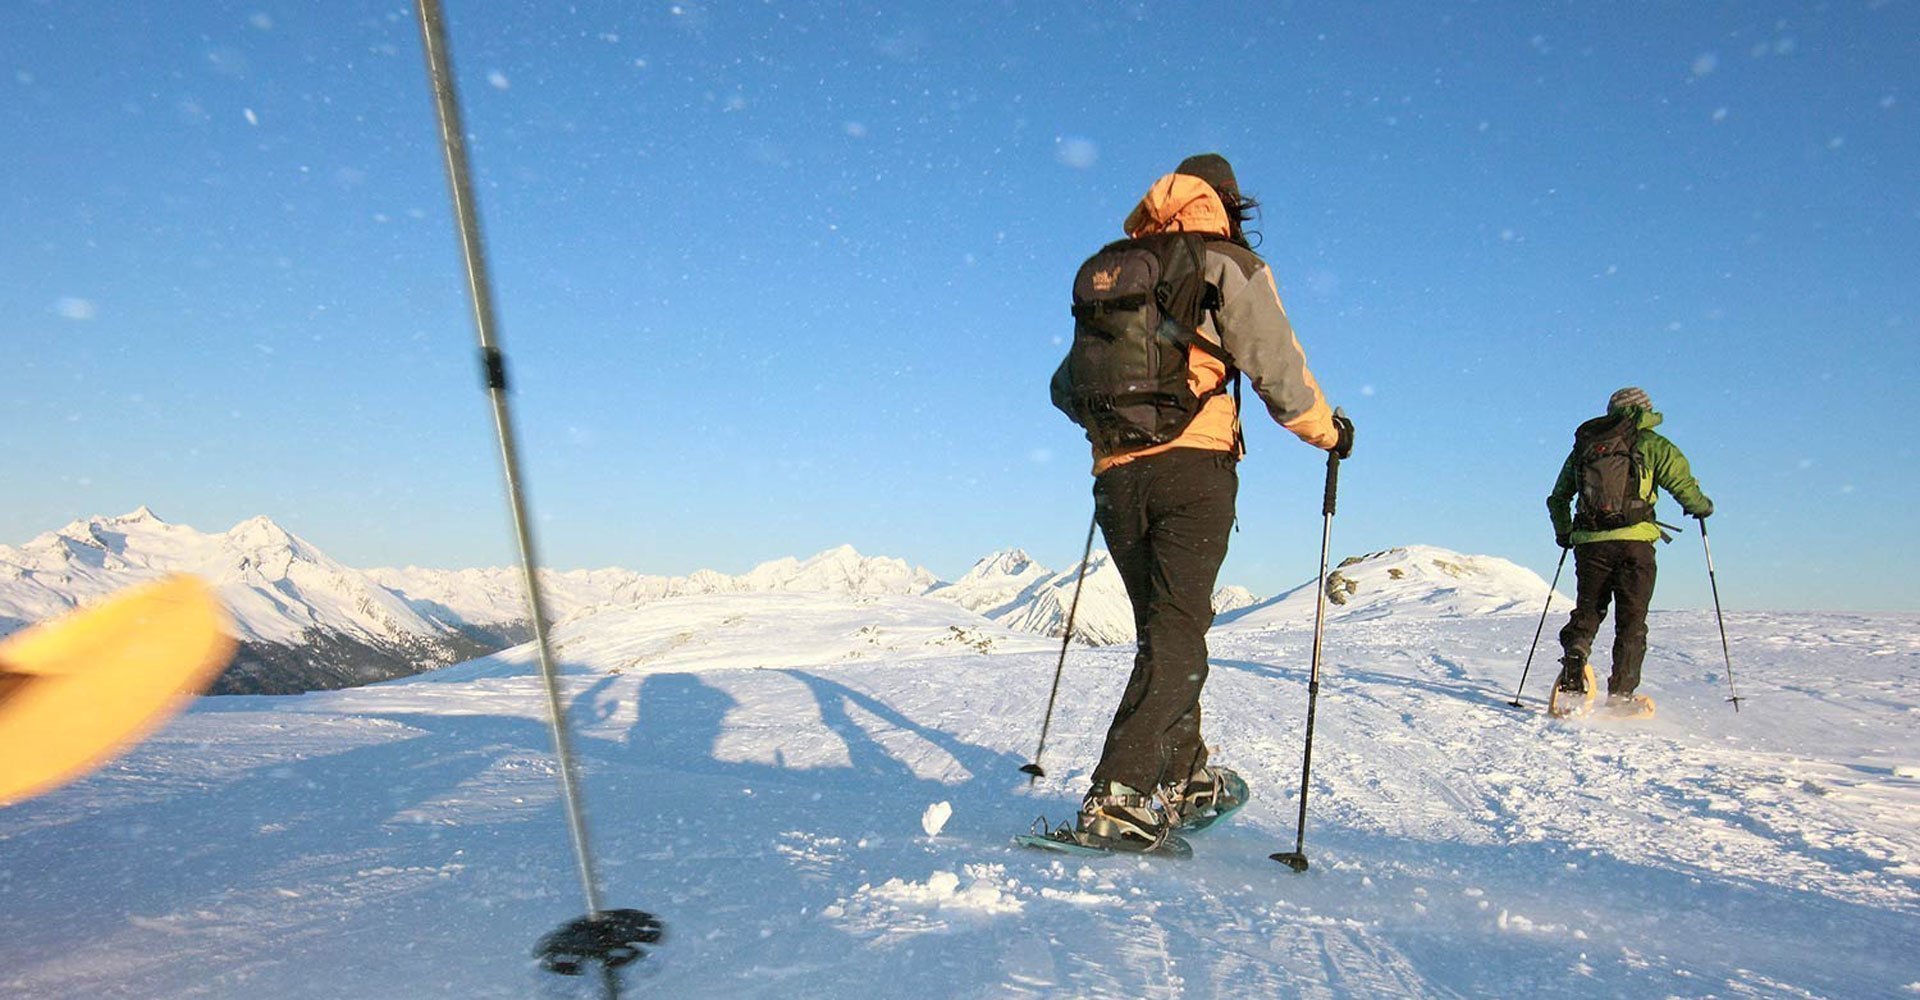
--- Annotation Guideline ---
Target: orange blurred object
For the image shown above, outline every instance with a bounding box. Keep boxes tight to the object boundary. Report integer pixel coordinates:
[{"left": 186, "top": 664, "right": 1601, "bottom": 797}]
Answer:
[{"left": 0, "top": 575, "right": 236, "bottom": 805}]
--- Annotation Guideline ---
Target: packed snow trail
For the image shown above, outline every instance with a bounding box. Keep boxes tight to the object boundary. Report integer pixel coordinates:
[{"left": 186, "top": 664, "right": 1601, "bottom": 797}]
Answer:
[{"left": 1, "top": 600, "right": 1915, "bottom": 998}]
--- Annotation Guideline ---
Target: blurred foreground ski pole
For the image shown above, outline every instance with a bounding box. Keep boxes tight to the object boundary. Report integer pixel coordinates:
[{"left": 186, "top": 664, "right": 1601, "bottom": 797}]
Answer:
[
  {"left": 1021, "top": 510, "right": 1099, "bottom": 783},
  {"left": 413, "top": 1, "right": 659, "bottom": 993},
  {"left": 1698, "top": 516, "right": 1742, "bottom": 713},
  {"left": 1273, "top": 414, "right": 1346, "bottom": 873},
  {"left": 1506, "top": 546, "right": 1569, "bottom": 709}
]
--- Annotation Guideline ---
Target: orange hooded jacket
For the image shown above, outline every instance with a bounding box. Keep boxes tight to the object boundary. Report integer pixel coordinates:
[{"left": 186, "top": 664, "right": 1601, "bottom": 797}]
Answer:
[{"left": 1088, "top": 173, "right": 1337, "bottom": 474}]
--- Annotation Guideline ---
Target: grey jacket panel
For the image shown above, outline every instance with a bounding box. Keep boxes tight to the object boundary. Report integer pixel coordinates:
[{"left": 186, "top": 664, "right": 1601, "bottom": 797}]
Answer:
[{"left": 1198, "top": 241, "right": 1322, "bottom": 426}]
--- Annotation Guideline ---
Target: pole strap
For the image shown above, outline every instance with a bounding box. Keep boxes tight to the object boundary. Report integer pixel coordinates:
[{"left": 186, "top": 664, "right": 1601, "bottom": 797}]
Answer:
[{"left": 482, "top": 347, "right": 509, "bottom": 390}]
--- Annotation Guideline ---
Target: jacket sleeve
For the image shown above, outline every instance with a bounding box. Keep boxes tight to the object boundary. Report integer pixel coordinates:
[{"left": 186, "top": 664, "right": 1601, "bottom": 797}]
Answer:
[
  {"left": 1645, "top": 434, "right": 1713, "bottom": 517},
  {"left": 1547, "top": 452, "right": 1578, "bottom": 538},
  {"left": 1208, "top": 257, "right": 1337, "bottom": 450}
]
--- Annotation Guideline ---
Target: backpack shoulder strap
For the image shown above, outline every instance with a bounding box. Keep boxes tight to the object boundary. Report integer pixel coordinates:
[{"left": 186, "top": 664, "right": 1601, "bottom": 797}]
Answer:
[
  {"left": 1160, "top": 234, "right": 1236, "bottom": 367},
  {"left": 1175, "top": 234, "right": 1245, "bottom": 455}
]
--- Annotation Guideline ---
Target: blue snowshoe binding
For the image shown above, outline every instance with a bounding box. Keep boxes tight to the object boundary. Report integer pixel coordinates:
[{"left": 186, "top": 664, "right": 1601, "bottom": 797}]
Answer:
[
  {"left": 1016, "top": 782, "right": 1192, "bottom": 858},
  {"left": 1171, "top": 764, "right": 1249, "bottom": 833}
]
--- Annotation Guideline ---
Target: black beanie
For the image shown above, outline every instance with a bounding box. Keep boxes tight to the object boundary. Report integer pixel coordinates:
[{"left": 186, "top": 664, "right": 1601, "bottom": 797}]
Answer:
[{"left": 1175, "top": 153, "right": 1239, "bottom": 201}]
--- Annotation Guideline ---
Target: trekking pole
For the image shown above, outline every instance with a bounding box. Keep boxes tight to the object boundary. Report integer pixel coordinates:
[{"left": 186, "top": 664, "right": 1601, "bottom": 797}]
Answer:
[
  {"left": 1698, "top": 517, "right": 1742, "bottom": 713},
  {"left": 1020, "top": 510, "right": 1099, "bottom": 783},
  {"left": 1272, "top": 445, "right": 1340, "bottom": 873},
  {"left": 413, "top": 2, "right": 659, "bottom": 992},
  {"left": 1506, "top": 546, "right": 1569, "bottom": 708}
]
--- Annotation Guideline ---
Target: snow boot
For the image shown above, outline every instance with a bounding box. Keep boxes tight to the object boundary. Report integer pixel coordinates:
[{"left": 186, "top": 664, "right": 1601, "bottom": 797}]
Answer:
[
  {"left": 1602, "top": 692, "right": 1656, "bottom": 719},
  {"left": 1074, "top": 781, "right": 1179, "bottom": 854},
  {"left": 1548, "top": 660, "right": 1596, "bottom": 719},
  {"left": 1171, "top": 764, "right": 1247, "bottom": 831}
]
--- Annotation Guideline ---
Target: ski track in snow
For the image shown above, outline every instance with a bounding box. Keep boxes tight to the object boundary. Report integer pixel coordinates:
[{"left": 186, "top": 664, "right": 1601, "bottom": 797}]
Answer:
[{"left": 2, "top": 609, "right": 1917, "bottom": 997}]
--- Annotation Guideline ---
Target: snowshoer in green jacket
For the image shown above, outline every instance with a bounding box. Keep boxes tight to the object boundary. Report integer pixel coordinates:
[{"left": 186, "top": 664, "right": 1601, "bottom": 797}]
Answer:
[{"left": 1546, "top": 386, "right": 1713, "bottom": 717}]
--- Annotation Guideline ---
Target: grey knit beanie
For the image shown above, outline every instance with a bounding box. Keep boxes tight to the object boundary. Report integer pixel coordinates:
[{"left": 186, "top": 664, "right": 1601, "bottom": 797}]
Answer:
[{"left": 1608, "top": 386, "right": 1651, "bottom": 411}]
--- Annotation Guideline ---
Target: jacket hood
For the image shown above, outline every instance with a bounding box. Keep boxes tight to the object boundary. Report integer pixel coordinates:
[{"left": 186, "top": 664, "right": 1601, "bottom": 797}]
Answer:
[
  {"left": 1123, "top": 173, "right": 1231, "bottom": 238},
  {"left": 1608, "top": 404, "right": 1664, "bottom": 430}
]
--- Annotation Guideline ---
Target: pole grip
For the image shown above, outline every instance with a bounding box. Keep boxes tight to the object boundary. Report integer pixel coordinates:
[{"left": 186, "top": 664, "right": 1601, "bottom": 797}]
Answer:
[{"left": 1322, "top": 452, "right": 1340, "bottom": 517}]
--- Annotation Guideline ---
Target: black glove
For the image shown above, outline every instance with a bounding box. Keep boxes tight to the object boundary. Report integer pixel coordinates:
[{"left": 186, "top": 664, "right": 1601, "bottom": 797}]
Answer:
[
  {"left": 1330, "top": 411, "right": 1355, "bottom": 460},
  {"left": 1555, "top": 533, "right": 1572, "bottom": 550}
]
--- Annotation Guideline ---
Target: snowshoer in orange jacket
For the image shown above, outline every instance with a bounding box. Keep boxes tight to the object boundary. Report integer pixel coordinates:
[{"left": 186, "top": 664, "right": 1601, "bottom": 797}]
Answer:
[{"left": 1049, "top": 153, "right": 1354, "bottom": 851}]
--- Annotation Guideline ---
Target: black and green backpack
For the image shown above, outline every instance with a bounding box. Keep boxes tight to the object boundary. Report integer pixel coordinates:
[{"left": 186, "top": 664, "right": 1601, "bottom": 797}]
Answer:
[
  {"left": 1049, "top": 232, "right": 1236, "bottom": 453},
  {"left": 1571, "top": 411, "right": 1655, "bottom": 531}
]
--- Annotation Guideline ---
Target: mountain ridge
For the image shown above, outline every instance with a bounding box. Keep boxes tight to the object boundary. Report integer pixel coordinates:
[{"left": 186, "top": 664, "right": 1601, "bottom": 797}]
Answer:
[{"left": 2, "top": 512, "right": 1560, "bottom": 694}]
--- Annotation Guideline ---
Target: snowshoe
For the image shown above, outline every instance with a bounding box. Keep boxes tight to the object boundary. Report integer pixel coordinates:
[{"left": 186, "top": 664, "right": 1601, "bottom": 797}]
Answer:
[
  {"left": 1014, "top": 817, "right": 1192, "bottom": 859},
  {"left": 1599, "top": 692, "right": 1656, "bottom": 719},
  {"left": 1547, "top": 662, "right": 1596, "bottom": 719},
  {"left": 1171, "top": 765, "right": 1249, "bottom": 833},
  {"left": 1015, "top": 781, "right": 1190, "bottom": 858}
]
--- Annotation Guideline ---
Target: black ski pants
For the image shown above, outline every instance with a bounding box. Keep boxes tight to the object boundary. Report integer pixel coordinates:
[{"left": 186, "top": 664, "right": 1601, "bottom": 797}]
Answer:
[
  {"left": 1557, "top": 539, "right": 1658, "bottom": 695},
  {"left": 1088, "top": 448, "right": 1237, "bottom": 795}
]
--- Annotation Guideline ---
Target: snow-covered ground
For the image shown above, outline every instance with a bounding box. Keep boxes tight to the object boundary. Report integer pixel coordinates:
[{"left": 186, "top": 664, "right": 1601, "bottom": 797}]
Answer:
[{"left": 2, "top": 595, "right": 1916, "bottom": 998}]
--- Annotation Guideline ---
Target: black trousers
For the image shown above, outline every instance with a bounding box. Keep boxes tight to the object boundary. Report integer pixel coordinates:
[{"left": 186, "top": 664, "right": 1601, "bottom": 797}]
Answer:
[
  {"left": 1088, "top": 448, "right": 1238, "bottom": 794},
  {"left": 1557, "top": 539, "right": 1658, "bottom": 695}
]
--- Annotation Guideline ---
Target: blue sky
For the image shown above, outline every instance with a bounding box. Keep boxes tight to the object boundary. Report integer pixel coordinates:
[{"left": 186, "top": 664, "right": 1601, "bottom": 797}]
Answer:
[{"left": 3, "top": 1, "right": 1915, "bottom": 611}]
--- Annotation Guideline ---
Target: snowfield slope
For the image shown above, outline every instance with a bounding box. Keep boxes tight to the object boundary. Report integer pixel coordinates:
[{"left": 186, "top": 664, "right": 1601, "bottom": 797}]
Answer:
[
  {"left": 423, "top": 591, "right": 1060, "bottom": 684},
  {"left": 1, "top": 595, "right": 1916, "bottom": 999}
]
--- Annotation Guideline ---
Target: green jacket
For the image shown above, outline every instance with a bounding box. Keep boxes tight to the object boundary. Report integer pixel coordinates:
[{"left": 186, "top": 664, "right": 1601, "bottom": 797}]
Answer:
[{"left": 1547, "top": 407, "right": 1713, "bottom": 545}]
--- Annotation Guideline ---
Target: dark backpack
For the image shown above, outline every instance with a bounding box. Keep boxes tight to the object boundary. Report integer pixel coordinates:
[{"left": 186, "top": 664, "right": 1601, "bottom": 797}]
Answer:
[
  {"left": 1571, "top": 411, "right": 1654, "bottom": 531},
  {"left": 1050, "top": 233, "right": 1235, "bottom": 453}
]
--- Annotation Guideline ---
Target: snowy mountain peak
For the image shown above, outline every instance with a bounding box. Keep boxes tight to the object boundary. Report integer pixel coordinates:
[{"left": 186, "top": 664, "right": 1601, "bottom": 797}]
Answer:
[
  {"left": 964, "top": 548, "right": 1039, "bottom": 579},
  {"left": 228, "top": 514, "right": 292, "bottom": 541},
  {"left": 1, "top": 511, "right": 439, "bottom": 650},
  {"left": 45, "top": 519, "right": 108, "bottom": 552},
  {"left": 736, "top": 545, "right": 940, "bottom": 597},
  {"left": 1331, "top": 545, "right": 1535, "bottom": 591},
  {"left": 109, "top": 505, "right": 164, "bottom": 525},
  {"left": 989, "top": 548, "right": 1135, "bottom": 645},
  {"left": 224, "top": 515, "right": 305, "bottom": 555},
  {"left": 40, "top": 509, "right": 196, "bottom": 563},
  {"left": 926, "top": 548, "right": 1054, "bottom": 619},
  {"left": 1212, "top": 585, "right": 1259, "bottom": 615},
  {"left": 1221, "top": 544, "right": 1566, "bottom": 628},
  {"left": 682, "top": 568, "right": 735, "bottom": 591}
]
